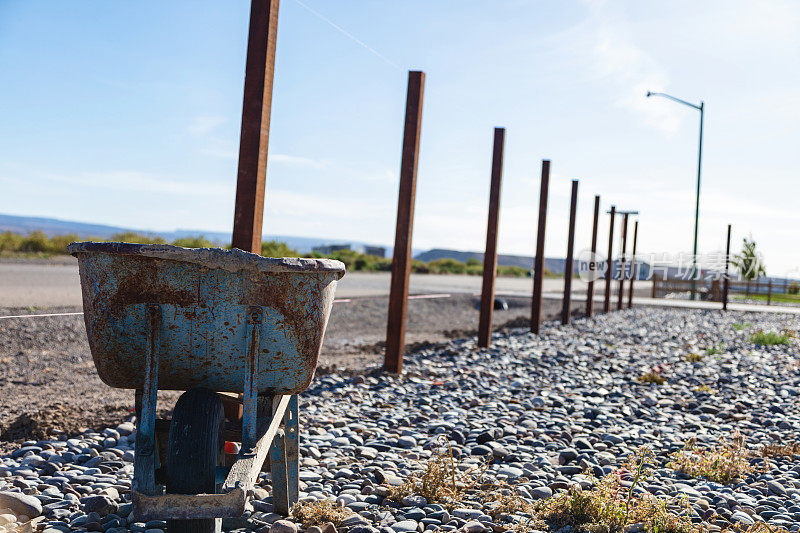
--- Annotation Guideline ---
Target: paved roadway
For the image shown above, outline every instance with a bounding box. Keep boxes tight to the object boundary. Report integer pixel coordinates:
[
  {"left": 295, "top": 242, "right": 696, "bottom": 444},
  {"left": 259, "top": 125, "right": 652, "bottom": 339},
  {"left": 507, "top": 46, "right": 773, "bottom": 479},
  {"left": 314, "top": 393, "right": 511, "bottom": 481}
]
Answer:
[
  {"left": 0, "top": 259, "right": 628, "bottom": 308},
  {"left": 5, "top": 260, "right": 795, "bottom": 316}
]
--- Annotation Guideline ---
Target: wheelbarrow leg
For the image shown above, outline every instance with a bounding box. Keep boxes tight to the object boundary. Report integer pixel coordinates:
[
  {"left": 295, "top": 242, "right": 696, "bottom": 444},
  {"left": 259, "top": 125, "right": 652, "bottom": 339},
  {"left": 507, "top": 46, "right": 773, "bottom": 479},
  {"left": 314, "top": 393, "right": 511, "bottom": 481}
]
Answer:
[
  {"left": 133, "top": 305, "right": 161, "bottom": 496},
  {"left": 269, "top": 394, "right": 298, "bottom": 514},
  {"left": 269, "top": 423, "right": 289, "bottom": 515},
  {"left": 284, "top": 395, "right": 299, "bottom": 506}
]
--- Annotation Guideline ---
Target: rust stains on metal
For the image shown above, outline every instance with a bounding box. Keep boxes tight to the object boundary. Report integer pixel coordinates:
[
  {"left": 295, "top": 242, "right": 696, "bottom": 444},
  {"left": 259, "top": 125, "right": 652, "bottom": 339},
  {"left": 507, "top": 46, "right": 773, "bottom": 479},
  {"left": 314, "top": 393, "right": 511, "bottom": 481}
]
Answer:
[{"left": 132, "top": 488, "right": 246, "bottom": 521}]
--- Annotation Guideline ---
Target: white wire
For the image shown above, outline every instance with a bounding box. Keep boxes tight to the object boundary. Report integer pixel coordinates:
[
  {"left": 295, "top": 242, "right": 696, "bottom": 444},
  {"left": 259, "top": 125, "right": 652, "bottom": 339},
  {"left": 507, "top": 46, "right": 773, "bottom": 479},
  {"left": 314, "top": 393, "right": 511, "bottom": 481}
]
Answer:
[
  {"left": 0, "top": 312, "right": 84, "bottom": 320},
  {"left": 292, "top": 0, "right": 402, "bottom": 71}
]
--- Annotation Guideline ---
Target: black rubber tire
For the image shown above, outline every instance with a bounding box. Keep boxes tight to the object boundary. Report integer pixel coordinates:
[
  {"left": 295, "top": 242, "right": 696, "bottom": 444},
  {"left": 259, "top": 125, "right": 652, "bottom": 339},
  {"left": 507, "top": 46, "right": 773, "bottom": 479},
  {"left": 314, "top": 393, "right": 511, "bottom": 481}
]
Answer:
[{"left": 165, "top": 388, "right": 225, "bottom": 533}]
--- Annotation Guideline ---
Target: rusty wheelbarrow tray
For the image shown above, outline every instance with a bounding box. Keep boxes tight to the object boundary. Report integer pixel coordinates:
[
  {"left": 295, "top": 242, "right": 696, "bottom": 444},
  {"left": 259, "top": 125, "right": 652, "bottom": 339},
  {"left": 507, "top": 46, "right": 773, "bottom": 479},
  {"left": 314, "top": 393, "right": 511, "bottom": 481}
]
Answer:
[{"left": 67, "top": 242, "right": 345, "bottom": 529}]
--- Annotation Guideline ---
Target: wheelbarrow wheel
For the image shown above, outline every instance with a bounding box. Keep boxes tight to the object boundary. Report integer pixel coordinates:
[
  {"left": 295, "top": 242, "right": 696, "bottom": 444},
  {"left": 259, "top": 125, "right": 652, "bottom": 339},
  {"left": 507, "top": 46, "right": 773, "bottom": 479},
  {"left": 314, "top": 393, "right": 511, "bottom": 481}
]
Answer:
[{"left": 166, "top": 388, "right": 225, "bottom": 533}]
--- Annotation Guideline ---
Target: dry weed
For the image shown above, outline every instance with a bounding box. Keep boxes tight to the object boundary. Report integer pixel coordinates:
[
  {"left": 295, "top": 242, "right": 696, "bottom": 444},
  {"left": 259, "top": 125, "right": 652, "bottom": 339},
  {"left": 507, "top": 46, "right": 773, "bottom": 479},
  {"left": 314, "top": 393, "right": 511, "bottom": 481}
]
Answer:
[{"left": 290, "top": 499, "right": 352, "bottom": 528}]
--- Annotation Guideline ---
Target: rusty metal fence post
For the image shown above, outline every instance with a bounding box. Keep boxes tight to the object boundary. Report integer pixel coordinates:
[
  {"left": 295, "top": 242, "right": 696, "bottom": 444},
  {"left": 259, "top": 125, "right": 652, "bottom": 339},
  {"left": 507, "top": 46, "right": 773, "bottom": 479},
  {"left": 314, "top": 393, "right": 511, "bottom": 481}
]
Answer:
[
  {"left": 561, "top": 180, "right": 579, "bottom": 324},
  {"left": 478, "top": 128, "right": 505, "bottom": 348},
  {"left": 722, "top": 224, "right": 731, "bottom": 310},
  {"left": 617, "top": 213, "right": 629, "bottom": 311},
  {"left": 627, "top": 220, "right": 638, "bottom": 308},
  {"left": 603, "top": 206, "right": 616, "bottom": 312},
  {"left": 232, "top": 0, "right": 281, "bottom": 253},
  {"left": 531, "top": 161, "right": 550, "bottom": 334},
  {"left": 586, "top": 195, "right": 600, "bottom": 317},
  {"left": 385, "top": 71, "right": 425, "bottom": 373}
]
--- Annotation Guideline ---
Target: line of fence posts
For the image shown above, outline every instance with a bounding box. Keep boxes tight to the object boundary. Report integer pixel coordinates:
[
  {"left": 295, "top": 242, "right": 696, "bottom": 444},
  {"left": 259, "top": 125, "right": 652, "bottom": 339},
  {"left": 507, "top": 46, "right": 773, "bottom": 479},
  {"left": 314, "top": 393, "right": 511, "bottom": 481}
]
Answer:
[
  {"left": 477, "top": 128, "right": 505, "bottom": 348},
  {"left": 627, "top": 220, "right": 638, "bottom": 309},
  {"left": 722, "top": 224, "right": 731, "bottom": 310},
  {"left": 603, "top": 206, "right": 616, "bottom": 312},
  {"left": 530, "top": 161, "right": 550, "bottom": 334},
  {"left": 586, "top": 195, "right": 600, "bottom": 317},
  {"left": 561, "top": 180, "right": 579, "bottom": 324},
  {"left": 384, "top": 71, "right": 425, "bottom": 374}
]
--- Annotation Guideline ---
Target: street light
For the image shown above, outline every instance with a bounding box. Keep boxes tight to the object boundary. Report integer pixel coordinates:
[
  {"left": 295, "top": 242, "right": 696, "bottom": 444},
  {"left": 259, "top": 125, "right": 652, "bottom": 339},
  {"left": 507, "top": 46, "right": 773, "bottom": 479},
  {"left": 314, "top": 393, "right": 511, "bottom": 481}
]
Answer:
[{"left": 646, "top": 91, "right": 704, "bottom": 300}]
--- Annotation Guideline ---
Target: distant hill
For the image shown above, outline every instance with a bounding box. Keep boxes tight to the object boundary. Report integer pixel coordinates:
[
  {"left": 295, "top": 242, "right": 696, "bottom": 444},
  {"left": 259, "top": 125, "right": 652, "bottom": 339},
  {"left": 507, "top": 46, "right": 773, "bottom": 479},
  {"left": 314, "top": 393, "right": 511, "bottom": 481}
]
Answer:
[{"left": 0, "top": 213, "right": 386, "bottom": 255}]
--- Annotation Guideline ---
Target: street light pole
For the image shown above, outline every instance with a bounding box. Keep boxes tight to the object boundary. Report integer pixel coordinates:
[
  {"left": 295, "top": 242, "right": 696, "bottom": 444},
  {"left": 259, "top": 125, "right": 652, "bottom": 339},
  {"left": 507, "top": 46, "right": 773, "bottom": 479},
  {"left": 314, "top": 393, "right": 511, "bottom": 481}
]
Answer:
[{"left": 646, "top": 91, "right": 704, "bottom": 300}]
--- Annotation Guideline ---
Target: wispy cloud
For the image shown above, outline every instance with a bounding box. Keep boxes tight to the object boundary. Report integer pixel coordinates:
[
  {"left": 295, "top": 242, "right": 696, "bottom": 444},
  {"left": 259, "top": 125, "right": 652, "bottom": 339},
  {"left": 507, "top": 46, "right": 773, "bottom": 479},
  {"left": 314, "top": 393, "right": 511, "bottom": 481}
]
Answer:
[
  {"left": 187, "top": 115, "right": 226, "bottom": 137},
  {"left": 549, "top": 1, "right": 681, "bottom": 135},
  {"left": 34, "top": 170, "right": 229, "bottom": 197}
]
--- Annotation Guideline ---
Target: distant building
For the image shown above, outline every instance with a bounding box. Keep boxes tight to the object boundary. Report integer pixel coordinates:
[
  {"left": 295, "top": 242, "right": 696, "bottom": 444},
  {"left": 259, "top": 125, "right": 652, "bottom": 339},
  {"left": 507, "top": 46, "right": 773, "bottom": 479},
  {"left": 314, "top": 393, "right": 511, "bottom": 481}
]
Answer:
[
  {"left": 312, "top": 243, "right": 386, "bottom": 258},
  {"left": 363, "top": 245, "right": 386, "bottom": 258},
  {"left": 312, "top": 244, "right": 352, "bottom": 255}
]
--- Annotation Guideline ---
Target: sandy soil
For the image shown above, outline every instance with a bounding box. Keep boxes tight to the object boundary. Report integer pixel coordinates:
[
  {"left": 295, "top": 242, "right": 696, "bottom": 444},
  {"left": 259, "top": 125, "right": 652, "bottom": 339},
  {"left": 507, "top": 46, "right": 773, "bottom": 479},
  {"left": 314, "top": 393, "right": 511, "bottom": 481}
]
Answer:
[{"left": 0, "top": 294, "right": 580, "bottom": 451}]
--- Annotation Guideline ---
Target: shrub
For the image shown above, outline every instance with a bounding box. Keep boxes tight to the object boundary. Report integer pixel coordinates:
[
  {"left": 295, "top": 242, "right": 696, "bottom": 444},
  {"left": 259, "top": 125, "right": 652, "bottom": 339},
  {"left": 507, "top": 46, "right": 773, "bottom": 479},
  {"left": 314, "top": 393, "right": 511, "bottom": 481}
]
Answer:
[
  {"left": 261, "top": 240, "right": 298, "bottom": 257},
  {"left": 0, "top": 232, "right": 22, "bottom": 252},
  {"left": 750, "top": 330, "right": 790, "bottom": 346},
  {"left": 669, "top": 433, "right": 752, "bottom": 484},
  {"left": 111, "top": 231, "right": 166, "bottom": 244},
  {"left": 18, "top": 231, "right": 50, "bottom": 252},
  {"left": 638, "top": 371, "right": 665, "bottom": 385},
  {"left": 291, "top": 500, "right": 352, "bottom": 528},
  {"left": 428, "top": 258, "right": 467, "bottom": 275},
  {"left": 498, "top": 265, "right": 530, "bottom": 277},
  {"left": 48, "top": 234, "right": 80, "bottom": 253},
  {"left": 705, "top": 344, "right": 723, "bottom": 356},
  {"left": 789, "top": 282, "right": 799, "bottom": 295},
  {"left": 171, "top": 236, "right": 212, "bottom": 248},
  {"left": 536, "top": 447, "right": 697, "bottom": 533},
  {"left": 685, "top": 353, "right": 703, "bottom": 363}
]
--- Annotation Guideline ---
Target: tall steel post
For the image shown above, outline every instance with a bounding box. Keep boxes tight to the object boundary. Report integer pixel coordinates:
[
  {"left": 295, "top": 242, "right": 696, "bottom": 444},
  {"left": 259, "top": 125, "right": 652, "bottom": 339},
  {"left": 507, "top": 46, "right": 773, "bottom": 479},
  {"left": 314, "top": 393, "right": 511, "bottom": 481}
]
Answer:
[
  {"left": 617, "top": 213, "right": 629, "bottom": 310},
  {"left": 586, "top": 195, "right": 600, "bottom": 317},
  {"left": 561, "top": 180, "right": 579, "bottom": 324},
  {"left": 722, "top": 224, "right": 731, "bottom": 311},
  {"left": 530, "top": 161, "right": 550, "bottom": 333},
  {"left": 232, "top": 0, "right": 281, "bottom": 253},
  {"left": 603, "top": 206, "right": 616, "bottom": 312},
  {"left": 385, "top": 71, "right": 425, "bottom": 373},
  {"left": 627, "top": 220, "right": 638, "bottom": 308},
  {"left": 478, "top": 128, "right": 505, "bottom": 348}
]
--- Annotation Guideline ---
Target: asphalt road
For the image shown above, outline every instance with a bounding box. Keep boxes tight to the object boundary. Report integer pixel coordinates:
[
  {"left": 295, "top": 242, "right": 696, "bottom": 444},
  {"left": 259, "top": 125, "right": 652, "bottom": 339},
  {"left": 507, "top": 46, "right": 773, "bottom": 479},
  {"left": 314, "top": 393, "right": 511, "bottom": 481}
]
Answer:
[{"left": 0, "top": 259, "right": 630, "bottom": 308}]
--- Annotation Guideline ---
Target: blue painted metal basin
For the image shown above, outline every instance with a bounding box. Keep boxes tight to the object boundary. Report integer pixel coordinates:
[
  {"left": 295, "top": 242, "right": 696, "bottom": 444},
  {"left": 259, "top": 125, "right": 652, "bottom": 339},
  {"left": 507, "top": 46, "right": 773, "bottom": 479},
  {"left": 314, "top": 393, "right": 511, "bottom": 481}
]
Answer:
[{"left": 67, "top": 242, "right": 345, "bottom": 395}]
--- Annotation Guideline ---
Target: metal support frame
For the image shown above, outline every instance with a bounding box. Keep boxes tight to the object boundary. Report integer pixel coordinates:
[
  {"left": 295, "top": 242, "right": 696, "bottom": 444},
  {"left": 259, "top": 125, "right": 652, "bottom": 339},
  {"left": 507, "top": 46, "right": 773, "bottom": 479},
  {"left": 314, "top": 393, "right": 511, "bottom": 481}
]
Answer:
[
  {"left": 586, "top": 195, "right": 600, "bottom": 317},
  {"left": 133, "top": 305, "right": 162, "bottom": 497},
  {"left": 603, "top": 206, "right": 616, "bottom": 312},
  {"left": 132, "top": 305, "right": 297, "bottom": 522},
  {"left": 531, "top": 160, "right": 550, "bottom": 333},
  {"left": 561, "top": 180, "right": 578, "bottom": 324},
  {"left": 627, "top": 221, "right": 638, "bottom": 309},
  {"left": 478, "top": 127, "right": 505, "bottom": 347},
  {"left": 385, "top": 71, "right": 425, "bottom": 373}
]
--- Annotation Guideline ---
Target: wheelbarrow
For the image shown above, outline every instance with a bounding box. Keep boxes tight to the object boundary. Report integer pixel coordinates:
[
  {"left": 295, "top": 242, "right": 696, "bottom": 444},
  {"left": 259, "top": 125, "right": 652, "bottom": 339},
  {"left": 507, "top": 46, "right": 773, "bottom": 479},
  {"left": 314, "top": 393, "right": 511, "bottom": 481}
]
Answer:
[{"left": 67, "top": 242, "right": 345, "bottom": 532}]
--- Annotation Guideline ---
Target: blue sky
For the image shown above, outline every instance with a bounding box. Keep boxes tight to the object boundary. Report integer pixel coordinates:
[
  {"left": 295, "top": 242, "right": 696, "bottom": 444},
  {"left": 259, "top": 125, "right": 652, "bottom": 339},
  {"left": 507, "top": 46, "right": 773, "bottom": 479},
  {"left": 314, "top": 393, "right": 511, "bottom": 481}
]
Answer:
[{"left": 1, "top": 1, "right": 799, "bottom": 273}]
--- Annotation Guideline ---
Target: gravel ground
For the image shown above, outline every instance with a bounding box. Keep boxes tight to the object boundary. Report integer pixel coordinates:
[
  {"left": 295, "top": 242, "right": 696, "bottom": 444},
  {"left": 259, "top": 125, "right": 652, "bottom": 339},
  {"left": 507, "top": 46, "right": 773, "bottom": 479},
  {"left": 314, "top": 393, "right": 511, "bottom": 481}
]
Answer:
[
  {"left": 0, "top": 295, "right": 576, "bottom": 448},
  {"left": 1, "top": 308, "right": 799, "bottom": 532}
]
